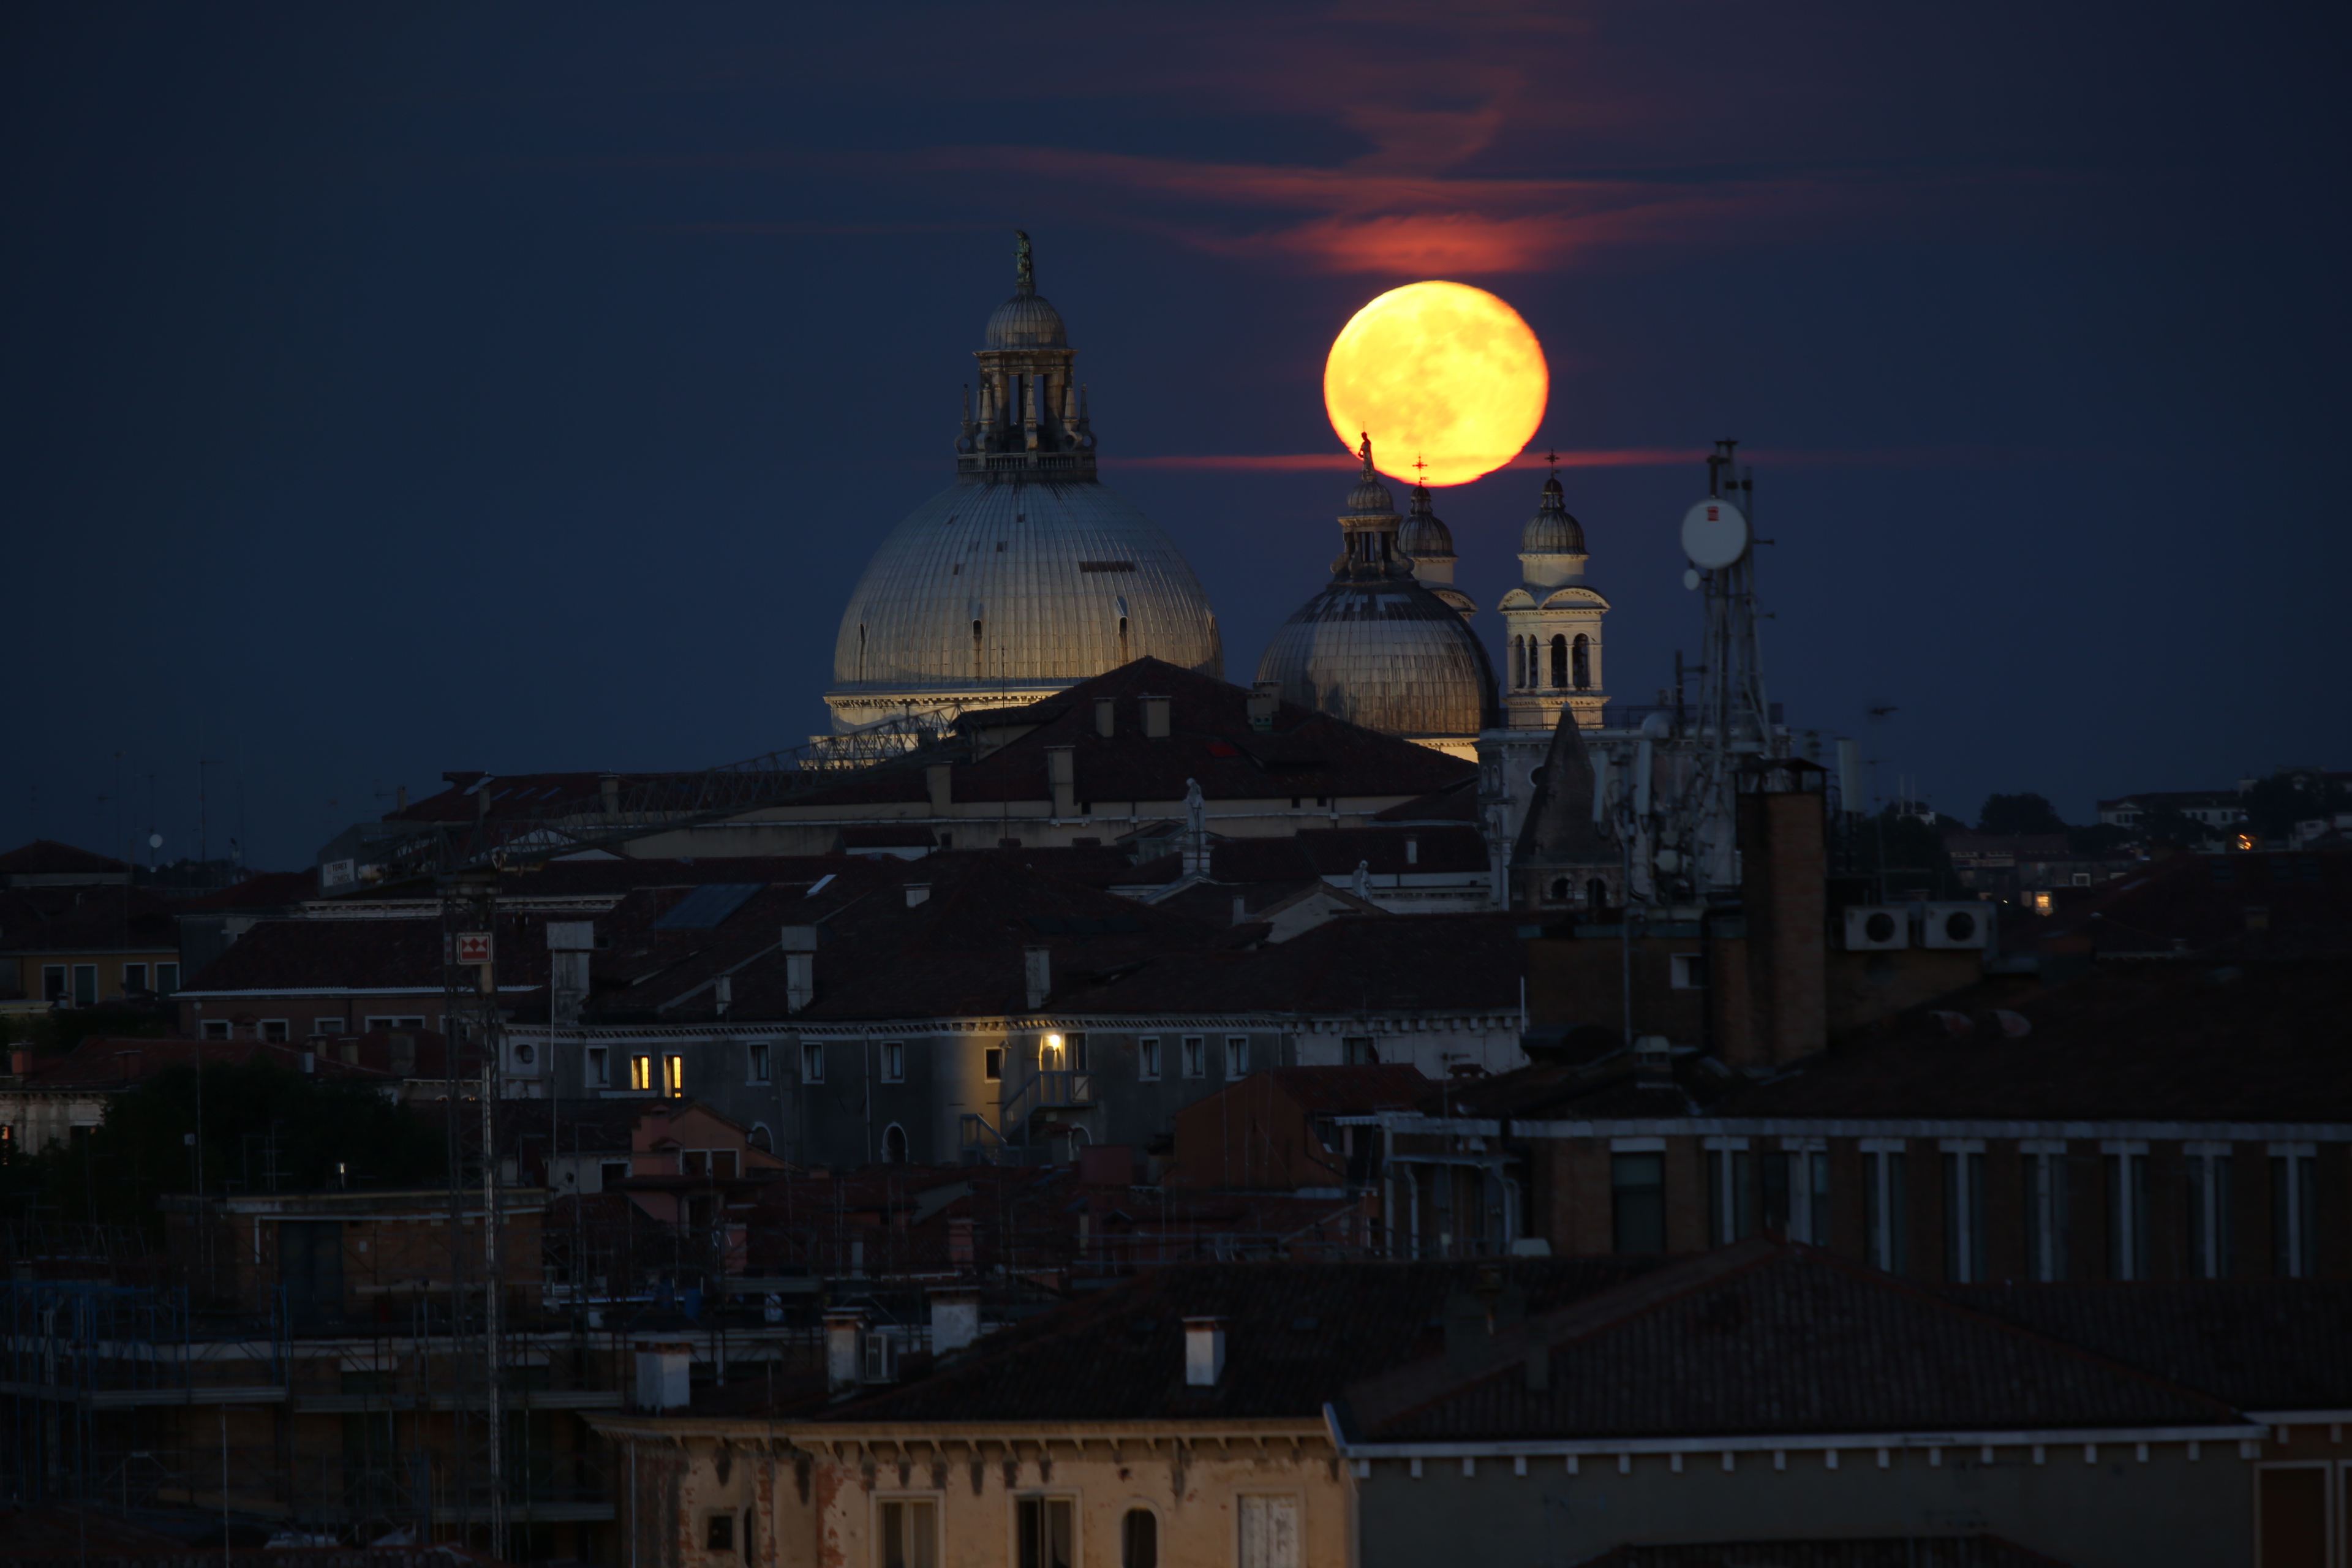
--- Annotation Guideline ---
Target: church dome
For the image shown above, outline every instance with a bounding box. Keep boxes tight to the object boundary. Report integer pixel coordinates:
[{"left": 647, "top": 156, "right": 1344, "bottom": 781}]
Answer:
[
  {"left": 1398, "top": 482, "right": 1455, "bottom": 560},
  {"left": 984, "top": 287, "right": 1068, "bottom": 349},
  {"left": 1256, "top": 459, "right": 1496, "bottom": 742},
  {"left": 829, "top": 479, "right": 1222, "bottom": 723},
  {"left": 1523, "top": 473, "right": 1586, "bottom": 554}
]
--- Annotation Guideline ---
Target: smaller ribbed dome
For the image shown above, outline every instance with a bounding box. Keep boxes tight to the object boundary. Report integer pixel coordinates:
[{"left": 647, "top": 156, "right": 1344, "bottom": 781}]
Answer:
[
  {"left": 1346, "top": 471, "right": 1396, "bottom": 517},
  {"left": 1523, "top": 473, "right": 1588, "bottom": 554},
  {"left": 1398, "top": 482, "right": 1455, "bottom": 560},
  {"left": 985, "top": 287, "right": 1068, "bottom": 349}
]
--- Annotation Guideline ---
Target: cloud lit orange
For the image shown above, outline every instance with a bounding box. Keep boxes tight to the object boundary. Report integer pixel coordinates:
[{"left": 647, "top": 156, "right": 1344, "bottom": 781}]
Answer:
[{"left": 1322, "top": 282, "right": 1548, "bottom": 486}]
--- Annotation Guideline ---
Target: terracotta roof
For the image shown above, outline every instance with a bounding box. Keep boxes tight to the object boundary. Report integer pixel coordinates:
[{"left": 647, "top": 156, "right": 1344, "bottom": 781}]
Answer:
[
  {"left": 814, "top": 1256, "right": 1665, "bottom": 1423},
  {"left": 1338, "top": 1242, "right": 2247, "bottom": 1442},
  {"left": 19, "top": 1035, "right": 394, "bottom": 1087},
  {"left": 1233, "top": 1065, "right": 1432, "bottom": 1115},
  {"left": 1943, "top": 1280, "right": 2352, "bottom": 1412},
  {"left": 0, "top": 884, "right": 178, "bottom": 954},
  {"left": 0, "top": 840, "right": 131, "bottom": 876},
  {"left": 1045, "top": 912, "right": 1525, "bottom": 1017}
]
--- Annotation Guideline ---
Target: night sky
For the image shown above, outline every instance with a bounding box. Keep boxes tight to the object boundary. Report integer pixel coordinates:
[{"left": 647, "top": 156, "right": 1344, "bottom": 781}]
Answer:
[{"left": 7, "top": 4, "right": 2346, "bottom": 871}]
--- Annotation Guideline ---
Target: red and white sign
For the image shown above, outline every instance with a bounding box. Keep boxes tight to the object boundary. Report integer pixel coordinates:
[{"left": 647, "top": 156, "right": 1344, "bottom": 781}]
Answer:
[{"left": 455, "top": 932, "right": 494, "bottom": 966}]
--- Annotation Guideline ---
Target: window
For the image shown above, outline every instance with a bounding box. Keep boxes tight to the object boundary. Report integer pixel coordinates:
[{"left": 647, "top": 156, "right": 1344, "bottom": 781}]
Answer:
[
  {"left": 1942, "top": 1142, "right": 1986, "bottom": 1283},
  {"left": 665, "top": 1054, "right": 685, "bottom": 1097},
  {"left": 1237, "top": 1494, "right": 1300, "bottom": 1568},
  {"left": 257, "top": 1019, "right": 289, "bottom": 1043},
  {"left": 42, "top": 965, "right": 66, "bottom": 1000},
  {"left": 705, "top": 1512, "right": 735, "bottom": 1553},
  {"left": 1137, "top": 1037, "right": 1159, "bottom": 1080},
  {"left": 1226, "top": 1036, "right": 1250, "bottom": 1077},
  {"left": 313, "top": 1017, "right": 347, "bottom": 1038},
  {"left": 748, "top": 1041, "right": 771, "bottom": 1084},
  {"left": 201, "top": 1019, "right": 230, "bottom": 1041},
  {"left": 748, "top": 1125, "right": 772, "bottom": 1153},
  {"left": 156, "top": 963, "right": 178, "bottom": 995},
  {"left": 587, "top": 1047, "right": 609, "bottom": 1088},
  {"left": 1611, "top": 1150, "right": 1666, "bottom": 1254},
  {"left": 2272, "top": 1144, "right": 2318, "bottom": 1278},
  {"left": 982, "top": 1047, "right": 1001, "bottom": 1082},
  {"left": 1705, "top": 1139, "right": 1755, "bottom": 1245},
  {"left": 883, "top": 1124, "right": 908, "bottom": 1163},
  {"left": 1572, "top": 633, "right": 1591, "bottom": 690},
  {"left": 599, "top": 1161, "right": 628, "bottom": 1189},
  {"left": 1015, "top": 1497, "right": 1074, "bottom": 1568},
  {"left": 1670, "top": 954, "right": 1708, "bottom": 990},
  {"left": 2105, "top": 1142, "right": 2149, "bottom": 1280},
  {"left": 880, "top": 1499, "right": 937, "bottom": 1568},
  {"left": 1120, "top": 1507, "right": 1158, "bottom": 1568},
  {"left": 1066, "top": 1032, "right": 1088, "bottom": 1072},
  {"left": 1763, "top": 1143, "right": 1829, "bottom": 1245},
  {"left": 72, "top": 965, "right": 97, "bottom": 1008},
  {"left": 2022, "top": 1143, "right": 2069, "bottom": 1282},
  {"left": 630, "top": 1055, "right": 654, "bottom": 1092},
  {"left": 511, "top": 1041, "right": 536, "bottom": 1065},
  {"left": 123, "top": 963, "right": 148, "bottom": 992},
  {"left": 2184, "top": 1144, "right": 2233, "bottom": 1280},
  {"left": 882, "top": 1042, "right": 905, "bottom": 1083},
  {"left": 1548, "top": 633, "right": 1567, "bottom": 689},
  {"left": 1182, "top": 1035, "right": 1205, "bottom": 1078},
  {"left": 1343, "top": 1036, "right": 1377, "bottom": 1066},
  {"left": 802, "top": 1042, "right": 825, "bottom": 1085},
  {"left": 364, "top": 1016, "right": 426, "bottom": 1031},
  {"left": 1863, "top": 1141, "right": 1908, "bottom": 1275}
]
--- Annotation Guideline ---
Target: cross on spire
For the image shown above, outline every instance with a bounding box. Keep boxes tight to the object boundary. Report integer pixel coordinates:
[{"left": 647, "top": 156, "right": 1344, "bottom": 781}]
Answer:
[{"left": 1412, "top": 454, "right": 1428, "bottom": 485}]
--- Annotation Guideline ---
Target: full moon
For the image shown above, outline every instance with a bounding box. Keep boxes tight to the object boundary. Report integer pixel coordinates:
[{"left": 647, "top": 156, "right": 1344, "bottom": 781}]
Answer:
[{"left": 1323, "top": 281, "right": 1548, "bottom": 487}]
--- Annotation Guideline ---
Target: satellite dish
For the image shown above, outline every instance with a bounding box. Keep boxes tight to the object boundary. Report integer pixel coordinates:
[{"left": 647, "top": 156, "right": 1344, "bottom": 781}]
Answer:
[
  {"left": 148, "top": 833, "right": 163, "bottom": 849},
  {"left": 1681, "top": 497, "right": 1749, "bottom": 570},
  {"left": 1682, "top": 568, "right": 1700, "bottom": 591}
]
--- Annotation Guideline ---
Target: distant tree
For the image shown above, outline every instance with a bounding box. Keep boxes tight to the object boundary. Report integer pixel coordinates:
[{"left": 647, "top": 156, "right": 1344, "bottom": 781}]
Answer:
[
  {"left": 1976, "top": 793, "right": 2067, "bottom": 835},
  {"left": 2067, "top": 822, "right": 2135, "bottom": 856},
  {"left": 1855, "top": 804, "right": 1966, "bottom": 899},
  {"left": 0, "top": 1059, "right": 445, "bottom": 1237},
  {"left": 2242, "top": 773, "right": 2350, "bottom": 843},
  {"left": 2138, "top": 804, "right": 2218, "bottom": 848}
]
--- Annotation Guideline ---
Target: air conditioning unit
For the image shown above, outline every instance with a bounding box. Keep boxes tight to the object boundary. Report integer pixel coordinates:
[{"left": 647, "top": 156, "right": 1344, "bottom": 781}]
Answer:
[
  {"left": 1921, "top": 902, "right": 1993, "bottom": 950},
  {"left": 1843, "top": 906, "right": 1909, "bottom": 951}
]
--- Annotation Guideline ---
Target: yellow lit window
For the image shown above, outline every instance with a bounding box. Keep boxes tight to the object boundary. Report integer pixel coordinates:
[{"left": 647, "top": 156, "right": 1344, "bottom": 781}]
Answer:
[
  {"left": 630, "top": 1055, "right": 653, "bottom": 1091},
  {"left": 2031, "top": 892, "right": 2053, "bottom": 915},
  {"left": 666, "top": 1055, "right": 685, "bottom": 1097}
]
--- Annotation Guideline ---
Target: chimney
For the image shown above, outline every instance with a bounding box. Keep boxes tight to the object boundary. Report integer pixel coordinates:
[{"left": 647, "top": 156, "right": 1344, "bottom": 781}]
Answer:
[
  {"left": 388, "top": 1033, "right": 416, "bottom": 1077},
  {"left": 1095, "top": 698, "right": 1115, "bottom": 738},
  {"left": 825, "top": 1311, "right": 868, "bottom": 1393},
  {"left": 1047, "top": 745, "right": 1077, "bottom": 818},
  {"left": 926, "top": 764, "right": 953, "bottom": 814},
  {"left": 930, "top": 1289, "right": 981, "bottom": 1355},
  {"left": 714, "top": 975, "right": 732, "bottom": 1018},
  {"left": 548, "top": 921, "right": 594, "bottom": 1028},
  {"left": 600, "top": 774, "right": 622, "bottom": 816},
  {"left": 635, "top": 1347, "right": 690, "bottom": 1411},
  {"left": 781, "top": 926, "right": 818, "bottom": 1014},
  {"left": 1023, "top": 946, "right": 1050, "bottom": 1010},
  {"left": 1405, "top": 836, "right": 1419, "bottom": 865},
  {"left": 394, "top": 785, "right": 409, "bottom": 812},
  {"left": 1142, "top": 695, "right": 1170, "bottom": 739},
  {"left": 905, "top": 884, "right": 930, "bottom": 908},
  {"left": 1183, "top": 1317, "right": 1226, "bottom": 1387},
  {"left": 1247, "top": 682, "right": 1280, "bottom": 734},
  {"left": 300, "top": 1050, "right": 315, "bottom": 1074},
  {"left": 1231, "top": 894, "right": 1247, "bottom": 926}
]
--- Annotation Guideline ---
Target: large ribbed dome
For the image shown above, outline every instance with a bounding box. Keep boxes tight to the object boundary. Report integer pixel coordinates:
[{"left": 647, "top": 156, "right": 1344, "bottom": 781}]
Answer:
[
  {"left": 1256, "top": 582, "right": 1495, "bottom": 741},
  {"left": 829, "top": 479, "right": 1223, "bottom": 726}
]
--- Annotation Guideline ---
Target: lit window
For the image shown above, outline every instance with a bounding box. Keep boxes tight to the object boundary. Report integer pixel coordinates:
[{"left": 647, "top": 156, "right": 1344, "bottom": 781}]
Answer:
[
  {"left": 882, "top": 1042, "right": 905, "bottom": 1083},
  {"left": 802, "top": 1042, "right": 826, "bottom": 1084},
  {"left": 665, "top": 1054, "right": 685, "bottom": 1097},
  {"left": 630, "top": 1055, "right": 654, "bottom": 1092},
  {"left": 1137, "top": 1037, "right": 1159, "bottom": 1080},
  {"left": 1182, "top": 1036, "right": 1205, "bottom": 1078},
  {"left": 2032, "top": 892, "right": 2054, "bottom": 914}
]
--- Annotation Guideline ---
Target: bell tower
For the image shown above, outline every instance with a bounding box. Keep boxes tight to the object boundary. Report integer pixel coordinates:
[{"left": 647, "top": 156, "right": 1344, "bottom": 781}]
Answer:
[{"left": 1498, "top": 459, "right": 1610, "bottom": 730}]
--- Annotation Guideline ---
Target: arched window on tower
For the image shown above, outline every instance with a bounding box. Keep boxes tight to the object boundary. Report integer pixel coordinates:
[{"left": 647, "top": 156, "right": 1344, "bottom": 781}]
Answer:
[
  {"left": 1550, "top": 634, "right": 1569, "bottom": 689},
  {"left": 1572, "top": 633, "right": 1591, "bottom": 690}
]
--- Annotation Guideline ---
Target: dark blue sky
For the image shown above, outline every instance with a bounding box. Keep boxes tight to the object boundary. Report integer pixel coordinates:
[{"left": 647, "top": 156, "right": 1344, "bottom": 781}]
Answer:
[{"left": 7, "top": 4, "right": 2346, "bottom": 869}]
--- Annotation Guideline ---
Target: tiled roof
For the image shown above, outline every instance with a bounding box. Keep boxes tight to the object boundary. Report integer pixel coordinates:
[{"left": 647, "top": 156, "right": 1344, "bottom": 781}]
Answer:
[
  {"left": 0, "top": 840, "right": 130, "bottom": 876},
  {"left": 1245, "top": 1065, "right": 1433, "bottom": 1115},
  {"left": 2035, "top": 847, "right": 2351, "bottom": 956},
  {"left": 18, "top": 1035, "right": 394, "bottom": 1087},
  {"left": 1370, "top": 778, "right": 1479, "bottom": 823},
  {"left": 813, "top": 1257, "right": 1665, "bottom": 1423},
  {"left": 1340, "top": 1242, "right": 2245, "bottom": 1442},
  {"left": 177, "top": 870, "right": 322, "bottom": 911},
  {"left": 183, "top": 916, "right": 454, "bottom": 993},
  {"left": 0, "top": 885, "right": 178, "bottom": 954},
  {"left": 1942, "top": 1280, "right": 2352, "bottom": 1412},
  {"left": 1045, "top": 912, "right": 1525, "bottom": 1017},
  {"left": 775, "top": 660, "right": 1472, "bottom": 814}
]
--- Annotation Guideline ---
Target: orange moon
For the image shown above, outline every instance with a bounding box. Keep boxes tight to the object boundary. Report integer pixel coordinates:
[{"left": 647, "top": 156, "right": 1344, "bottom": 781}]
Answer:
[{"left": 1323, "top": 281, "right": 1548, "bottom": 486}]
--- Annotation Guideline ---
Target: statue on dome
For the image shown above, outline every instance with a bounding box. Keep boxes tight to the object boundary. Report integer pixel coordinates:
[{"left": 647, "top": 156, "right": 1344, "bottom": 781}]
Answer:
[
  {"left": 1358, "top": 431, "right": 1373, "bottom": 472},
  {"left": 1016, "top": 230, "right": 1034, "bottom": 288}
]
